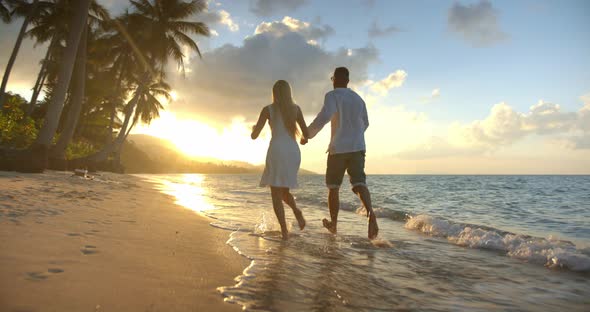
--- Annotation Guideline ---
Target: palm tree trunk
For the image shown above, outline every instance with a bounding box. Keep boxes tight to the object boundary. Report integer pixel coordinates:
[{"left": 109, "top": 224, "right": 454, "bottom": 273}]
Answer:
[
  {"left": 28, "top": 36, "right": 58, "bottom": 115},
  {"left": 0, "top": 0, "right": 39, "bottom": 105},
  {"left": 106, "top": 106, "right": 116, "bottom": 143},
  {"left": 124, "top": 118, "right": 136, "bottom": 141},
  {"left": 112, "top": 115, "right": 138, "bottom": 166},
  {"left": 105, "top": 67, "right": 125, "bottom": 144},
  {"left": 86, "top": 93, "right": 139, "bottom": 162},
  {"left": 50, "top": 25, "right": 87, "bottom": 160},
  {"left": 21, "top": 0, "right": 91, "bottom": 173},
  {"left": 28, "top": 71, "right": 47, "bottom": 114},
  {"left": 33, "top": 0, "right": 91, "bottom": 146}
]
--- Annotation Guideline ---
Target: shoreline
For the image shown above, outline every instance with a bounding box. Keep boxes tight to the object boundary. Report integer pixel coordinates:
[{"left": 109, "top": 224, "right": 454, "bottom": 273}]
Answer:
[{"left": 0, "top": 170, "right": 248, "bottom": 311}]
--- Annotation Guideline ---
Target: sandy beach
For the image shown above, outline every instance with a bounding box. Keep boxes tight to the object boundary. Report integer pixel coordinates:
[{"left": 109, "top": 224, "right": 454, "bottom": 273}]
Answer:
[{"left": 0, "top": 171, "right": 247, "bottom": 312}]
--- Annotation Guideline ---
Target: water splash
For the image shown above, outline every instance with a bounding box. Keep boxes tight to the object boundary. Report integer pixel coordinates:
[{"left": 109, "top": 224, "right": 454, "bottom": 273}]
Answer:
[{"left": 405, "top": 214, "right": 590, "bottom": 271}]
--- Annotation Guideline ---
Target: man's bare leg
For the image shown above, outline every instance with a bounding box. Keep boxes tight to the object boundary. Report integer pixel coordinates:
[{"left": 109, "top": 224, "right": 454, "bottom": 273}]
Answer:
[
  {"left": 270, "top": 187, "right": 289, "bottom": 240},
  {"left": 322, "top": 188, "right": 339, "bottom": 234},
  {"left": 353, "top": 185, "right": 379, "bottom": 239},
  {"left": 282, "top": 190, "right": 306, "bottom": 230}
]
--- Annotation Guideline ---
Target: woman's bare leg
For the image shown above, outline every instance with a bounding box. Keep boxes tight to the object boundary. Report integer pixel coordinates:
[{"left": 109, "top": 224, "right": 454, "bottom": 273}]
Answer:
[
  {"left": 271, "top": 187, "right": 288, "bottom": 240},
  {"left": 282, "top": 189, "right": 305, "bottom": 230}
]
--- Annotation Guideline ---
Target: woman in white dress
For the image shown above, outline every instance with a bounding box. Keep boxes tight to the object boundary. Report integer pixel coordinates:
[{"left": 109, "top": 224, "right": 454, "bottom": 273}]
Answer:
[{"left": 251, "top": 80, "right": 309, "bottom": 240}]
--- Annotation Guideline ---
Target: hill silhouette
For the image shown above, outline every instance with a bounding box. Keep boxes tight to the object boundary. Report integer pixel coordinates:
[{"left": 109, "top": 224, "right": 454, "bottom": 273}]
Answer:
[{"left": 121, "top": 134, "right": 316, "bottom": 174}]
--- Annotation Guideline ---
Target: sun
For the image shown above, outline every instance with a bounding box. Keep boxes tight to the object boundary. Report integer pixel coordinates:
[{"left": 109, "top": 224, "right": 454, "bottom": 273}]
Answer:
[{"left": 170, "top": 90, "right": 179, "bottom": 101}]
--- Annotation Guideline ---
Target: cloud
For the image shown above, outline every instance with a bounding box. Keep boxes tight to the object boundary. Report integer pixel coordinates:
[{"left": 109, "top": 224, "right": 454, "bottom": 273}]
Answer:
[
  {"left": 395, "top": 136, "right": 483, "bottom": 160},
  {"left": 196, "top": 5, "right": 239, "bottom": 32},
  {"left": 431, "top": 88, "right": 440, "bottom": 98},
  {"left": 448, "top": 0, "right": 509, "bottom": 47},
  {"left": 218, "top": 10, "right": 239, "bottom": 32},
  {"left": 455, "top": 102, "right": 528, "bottom": 147},
  {"left": 249, "top": 0, "right": 307, "bottom": 17},
  {"left": 169, "top": 16, "right": 378, "bottom": 124},
  {"left": 567, "top": 94, "right": 590, "bottom": 149},
  {"left": 396, "top": 98, "right": 590, "bottom": 159},
  {"left": 370, "top": 70, "right": 407, "bottom": 95},
  {"left": 420, "top": 88, "right": 441, "bottom": 104},
  {"left": 454, "top": 101, "right": 579, "bottom": 148},
  {"left": 368, "top": 21, "right": 401, "bottom": 38},
  {"left": 255, "top": 16, "right": 333, "bottom": 42}
]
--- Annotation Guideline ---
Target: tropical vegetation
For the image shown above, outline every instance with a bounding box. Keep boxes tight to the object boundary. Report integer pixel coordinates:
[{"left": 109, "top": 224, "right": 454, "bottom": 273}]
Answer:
[{"left": 0, "top": 0, "right": 210, "bottom": 173}]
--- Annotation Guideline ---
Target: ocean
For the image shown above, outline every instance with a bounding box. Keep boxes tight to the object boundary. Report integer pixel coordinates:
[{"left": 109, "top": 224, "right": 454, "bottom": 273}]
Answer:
[{"left": 140, "top": 174, "right": 590, "bottom": 311}]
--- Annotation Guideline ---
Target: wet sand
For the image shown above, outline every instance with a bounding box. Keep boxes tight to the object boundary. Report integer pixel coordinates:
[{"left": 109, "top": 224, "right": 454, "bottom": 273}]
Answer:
[{"left": 0, "top": 171, "right": 247, "bottom": 312}]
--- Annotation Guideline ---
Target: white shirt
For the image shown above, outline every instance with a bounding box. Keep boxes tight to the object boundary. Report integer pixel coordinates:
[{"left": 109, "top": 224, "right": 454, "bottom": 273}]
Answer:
[{"left": 308, "top": 88, "right": 369, "bottom": 154}]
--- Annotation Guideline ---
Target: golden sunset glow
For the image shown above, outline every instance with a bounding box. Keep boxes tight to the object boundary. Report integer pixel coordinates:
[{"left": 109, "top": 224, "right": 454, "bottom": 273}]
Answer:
[
  {"left": 169, "top": 90, "right": 179, "bottom": 101},
  {"left": 157, "top": 174, "right": 214, "bottom": 213},
  {"left": 133, "top": 111, "right": 270, "bottom": 164}
]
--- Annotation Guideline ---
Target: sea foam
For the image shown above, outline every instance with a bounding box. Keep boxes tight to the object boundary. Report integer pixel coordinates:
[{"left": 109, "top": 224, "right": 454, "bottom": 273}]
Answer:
[{"left": 405, "top": 214, "right": 590, "bottom": 271}]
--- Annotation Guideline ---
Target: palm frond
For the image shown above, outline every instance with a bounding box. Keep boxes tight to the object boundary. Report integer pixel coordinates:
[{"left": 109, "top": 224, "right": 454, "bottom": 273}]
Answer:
[
  {"left": 172, "top": 29, "right": 201, "bottom": 60},
  {"left": 130, "top": 0, "right": 155, "bottom": 18},
  {"left": 165, "top": 36, "right": 185, "bottom": 71},
  {"left": 170, "top": 20, "right": 209, "bottom": 36},
  {"left": 169, "top": 0, "right": 206, "bottom": 19},
  {"left": 0, "top": 0, "right": 11, "bottom": 23}
]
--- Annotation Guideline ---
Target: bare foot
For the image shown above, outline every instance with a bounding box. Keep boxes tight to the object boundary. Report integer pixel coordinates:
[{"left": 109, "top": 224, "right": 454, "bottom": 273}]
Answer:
[
  {"left": 322, "top": 218, "right": 337, "bottom": 234},
  {"left": 294, "top": 209, "right": 306, "bottom": 230},
  {"left": 281, "top": 230, "right": 289, "bottom": 240},
  {"left": 368, "top": 212, "right": 379, "bottom": 240}
]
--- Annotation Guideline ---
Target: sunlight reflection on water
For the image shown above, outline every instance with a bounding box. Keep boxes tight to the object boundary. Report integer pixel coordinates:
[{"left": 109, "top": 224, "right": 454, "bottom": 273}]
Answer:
[{"left": 151, "top": 174, "right": 215, "bottom": 213}]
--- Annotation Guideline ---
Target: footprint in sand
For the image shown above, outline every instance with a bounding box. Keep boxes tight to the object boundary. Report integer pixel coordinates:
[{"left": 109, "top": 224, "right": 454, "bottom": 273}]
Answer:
[
  {"left": 80, "top": 245, "right": 99, "bottom": 255},
  {"left": 66, "top": 232, "right": 81, "bottom": 237},
  {"left": 25, "top": 272, "right": 48, "bottom": 281},
  {"left": 25, "top": 268, "right": 64, "bottom": 281}
]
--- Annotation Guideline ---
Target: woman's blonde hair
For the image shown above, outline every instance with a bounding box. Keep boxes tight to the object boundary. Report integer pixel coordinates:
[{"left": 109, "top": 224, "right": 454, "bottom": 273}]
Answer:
[{"left": 272, "top": 80, "right": 299, "bottom": 138}]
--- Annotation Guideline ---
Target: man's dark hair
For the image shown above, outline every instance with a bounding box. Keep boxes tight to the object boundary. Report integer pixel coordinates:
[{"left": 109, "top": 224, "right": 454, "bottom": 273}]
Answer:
[{"left": 334, "top": 67, "right": 349, "bottom": 80}]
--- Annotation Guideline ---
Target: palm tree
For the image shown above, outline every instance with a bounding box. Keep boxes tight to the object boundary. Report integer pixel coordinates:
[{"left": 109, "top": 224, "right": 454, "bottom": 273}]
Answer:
[
  {"left": 110, "top": 76, "right": 170, "bottom": 164},
  {"left": 80, "top": 1, "right": 209, "bottom": 166},
  {"left": 50, "top": 21, "right": 117, "bottom": 161},
  {"left": 23, "top": 0, "right": 91, "bottom": 172},
  {"left": 129, "top": 0, "right": 210, "bottom": 72},
  {"left": 0, "top": 0, "right": 43, "bottom": 105},
  {"left": 119, "top": 77, "right": 170, "bottom": 146},
  {"left": 50, "top": 25, "right": 87, "bottom": 160},
  {"left": 84, "top": 68, "right": 164, "bottom": 163},
  {"left": 45, "top": 0, "right": 209, "bottom": 172},
  {"left": 25, "top": 0, "right": 109, "bottom": 114},
  {"left": 97, "top": 12, "right": 140, "bottom": 143}
]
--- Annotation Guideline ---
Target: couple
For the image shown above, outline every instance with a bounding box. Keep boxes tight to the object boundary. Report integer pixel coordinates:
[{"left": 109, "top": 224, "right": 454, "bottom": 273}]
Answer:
[{"left": 251, "top": 67, "right": 379, "bottom": 241}]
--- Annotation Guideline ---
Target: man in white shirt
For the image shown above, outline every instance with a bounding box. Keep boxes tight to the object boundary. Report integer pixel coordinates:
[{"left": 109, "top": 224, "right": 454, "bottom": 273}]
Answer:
[{"left": 304, "top": 67, "right": 379, "bottom": 239}]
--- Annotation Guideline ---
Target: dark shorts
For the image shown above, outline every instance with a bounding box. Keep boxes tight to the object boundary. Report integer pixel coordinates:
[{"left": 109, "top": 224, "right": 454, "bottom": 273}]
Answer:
[{"left": 326, "top": 151, "right": 366, "bottom": 189}]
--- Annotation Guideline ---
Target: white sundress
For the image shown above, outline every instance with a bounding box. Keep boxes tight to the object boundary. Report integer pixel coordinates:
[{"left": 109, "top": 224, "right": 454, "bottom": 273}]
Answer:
[{"left": 259, "top": 104, "right": 301, "bottom": 189}]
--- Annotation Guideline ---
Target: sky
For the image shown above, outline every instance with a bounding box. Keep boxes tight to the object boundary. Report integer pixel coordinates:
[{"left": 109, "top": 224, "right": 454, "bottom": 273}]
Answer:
[{"left": 1, "top": 0, "right": 589, "bottom": 174}]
